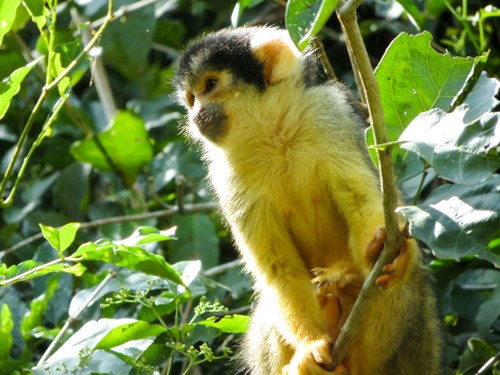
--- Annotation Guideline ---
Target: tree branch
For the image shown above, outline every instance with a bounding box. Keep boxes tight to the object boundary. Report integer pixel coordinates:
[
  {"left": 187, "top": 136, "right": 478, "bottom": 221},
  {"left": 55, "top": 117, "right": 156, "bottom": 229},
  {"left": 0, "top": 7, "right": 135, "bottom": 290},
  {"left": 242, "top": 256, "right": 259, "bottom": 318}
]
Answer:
[
  {"left": 0, "top": 202, "right": 217, "bottom": 258},
  {"left": 328, "top": 0, "right": 404, "bottom": 366}
]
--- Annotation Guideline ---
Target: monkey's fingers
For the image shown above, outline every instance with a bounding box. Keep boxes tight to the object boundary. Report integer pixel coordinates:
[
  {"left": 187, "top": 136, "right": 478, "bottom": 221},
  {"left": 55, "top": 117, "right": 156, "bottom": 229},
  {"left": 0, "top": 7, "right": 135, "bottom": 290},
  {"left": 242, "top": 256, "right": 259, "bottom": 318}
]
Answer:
[
  {"left": 365, "top": 226, "right": 386, "bottom": 265},
  {"left": 376, "top": 239, "right": 411, "bottom": 289}
]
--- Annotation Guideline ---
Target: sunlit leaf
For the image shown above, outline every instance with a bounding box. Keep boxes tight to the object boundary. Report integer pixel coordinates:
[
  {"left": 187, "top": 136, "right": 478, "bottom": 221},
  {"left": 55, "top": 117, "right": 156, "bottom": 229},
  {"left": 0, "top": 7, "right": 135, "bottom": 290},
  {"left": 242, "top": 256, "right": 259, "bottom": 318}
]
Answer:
[
  {"left": 375, "top": 32, "right": 476, "bottom": 141},
  {"left": 0, "top": 57, "right": 42, "bottom": 119},
  {"left": 0, "top": 260, "right": 86, "bottom": 286},
  {"left": 95, "top": 321, "right": 164, "bottom": 350},
  {"left": 71, "top": 111, "right": 153, "bottom": 185},
  {"left": 39, "top": 222, "right": 81, "bottom": 253},
  {"left": 116, "top": 226, "right": 176, "bottom": 246},
  {"left": 73, "top": 240, "right": 184, "bottom": 286},
  {"left": 197, "top": 314, "right": 250, "bottom": 333},
  {"left": 286, "top": 0, "right": 339, "bottom": 50},
  {"left": 0, "top": 0, "right": 21, "bottom": 45},
  {"left": 0, "top": 304, "right": 14, "bottom": 360}
]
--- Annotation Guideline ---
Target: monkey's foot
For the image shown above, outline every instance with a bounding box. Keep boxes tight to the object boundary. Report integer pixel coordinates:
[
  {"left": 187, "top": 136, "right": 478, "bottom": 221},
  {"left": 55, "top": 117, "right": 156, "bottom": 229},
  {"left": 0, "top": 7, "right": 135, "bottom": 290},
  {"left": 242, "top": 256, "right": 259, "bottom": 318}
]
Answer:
[
  {"left": 311, "top": 268, "right": 363, "bottom": 290},
  {"left": 365, "top": 226, "right": 413, "bottom": 289},
  {"left": 283, "top": 339, "right": 348, "bottom": 375}
]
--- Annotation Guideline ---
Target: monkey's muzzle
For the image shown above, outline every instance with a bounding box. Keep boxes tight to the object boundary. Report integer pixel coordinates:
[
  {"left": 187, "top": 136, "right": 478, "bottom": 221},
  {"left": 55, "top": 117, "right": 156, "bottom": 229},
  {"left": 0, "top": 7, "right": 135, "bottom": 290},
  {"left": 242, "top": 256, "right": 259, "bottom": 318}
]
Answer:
[{"left": 193, "top": 103, "right": 228, "bottom": 143}]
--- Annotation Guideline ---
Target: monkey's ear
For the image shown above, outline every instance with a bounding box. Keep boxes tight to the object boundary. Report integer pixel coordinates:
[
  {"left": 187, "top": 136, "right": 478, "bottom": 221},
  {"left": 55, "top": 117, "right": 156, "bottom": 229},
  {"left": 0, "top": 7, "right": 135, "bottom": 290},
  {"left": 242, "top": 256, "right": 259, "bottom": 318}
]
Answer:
[{"left": 251, "top": 30, "right": 302, "bottom": 86}]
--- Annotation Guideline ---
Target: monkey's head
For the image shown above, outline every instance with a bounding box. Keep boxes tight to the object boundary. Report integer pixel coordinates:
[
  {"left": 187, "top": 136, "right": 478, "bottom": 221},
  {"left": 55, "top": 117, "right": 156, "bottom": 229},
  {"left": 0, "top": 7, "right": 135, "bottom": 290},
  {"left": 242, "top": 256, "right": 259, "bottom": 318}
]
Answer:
[{"left": 174, "top": 27, "right": 327, "bottom": 146}]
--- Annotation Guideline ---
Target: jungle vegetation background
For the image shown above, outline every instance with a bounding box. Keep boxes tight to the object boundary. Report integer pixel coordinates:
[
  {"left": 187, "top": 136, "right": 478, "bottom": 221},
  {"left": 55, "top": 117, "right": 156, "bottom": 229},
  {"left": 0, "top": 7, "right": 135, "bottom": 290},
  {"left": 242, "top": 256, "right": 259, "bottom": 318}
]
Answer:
[{"left": 0, "top": 0, "right": 499, "bottom": 374}]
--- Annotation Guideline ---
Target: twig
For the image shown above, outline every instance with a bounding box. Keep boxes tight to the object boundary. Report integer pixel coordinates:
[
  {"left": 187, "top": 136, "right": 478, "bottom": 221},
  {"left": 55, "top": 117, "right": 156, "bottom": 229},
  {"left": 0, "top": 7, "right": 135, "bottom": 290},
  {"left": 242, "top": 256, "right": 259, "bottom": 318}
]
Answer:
[
  {"left": 0, "top": 202, "right": 217, "bottom": 257},
  {"left": 37, "top": 270, "right": 117, "bottom": 365},
  {"left": 328, "top": 0, "right": 404, "bottom": 366},
  {"left": 204, "top": 259, "right": 243, "bottom": 277},
  {"left": 70, "top": 8, "right": 117, "bottom": 123},
  {"left": 475, "top": 352, "right": 500, "bottom": 375},
  {"left": 91, "top": 0, "right": 160, "bottom": 28}
]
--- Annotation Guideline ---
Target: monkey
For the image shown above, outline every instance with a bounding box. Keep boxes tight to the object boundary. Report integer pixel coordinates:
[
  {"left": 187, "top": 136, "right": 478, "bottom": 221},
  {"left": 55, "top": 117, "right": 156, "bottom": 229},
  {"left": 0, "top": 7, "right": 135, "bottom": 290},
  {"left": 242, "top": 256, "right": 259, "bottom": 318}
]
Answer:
[{"left": 174, "top": 26, "right": 441, "bottom": 374}]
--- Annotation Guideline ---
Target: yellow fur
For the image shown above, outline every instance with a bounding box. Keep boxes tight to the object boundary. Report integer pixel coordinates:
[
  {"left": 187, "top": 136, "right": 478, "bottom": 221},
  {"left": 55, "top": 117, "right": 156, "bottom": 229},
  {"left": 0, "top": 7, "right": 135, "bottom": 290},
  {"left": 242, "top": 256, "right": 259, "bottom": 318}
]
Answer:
[{"left": 176, "top": 26, "right": 441, "bottom": 375}]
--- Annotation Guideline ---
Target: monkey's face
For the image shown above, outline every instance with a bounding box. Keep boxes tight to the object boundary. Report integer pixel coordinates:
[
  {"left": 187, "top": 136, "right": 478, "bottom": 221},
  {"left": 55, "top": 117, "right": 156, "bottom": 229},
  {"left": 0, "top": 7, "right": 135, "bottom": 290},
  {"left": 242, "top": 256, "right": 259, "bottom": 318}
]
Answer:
[
  {"left": 174, "top": 27, "right": 312, "bottom": 146},
  {"left": 182, "top": 70, "right": 234, "bottom": 143}
]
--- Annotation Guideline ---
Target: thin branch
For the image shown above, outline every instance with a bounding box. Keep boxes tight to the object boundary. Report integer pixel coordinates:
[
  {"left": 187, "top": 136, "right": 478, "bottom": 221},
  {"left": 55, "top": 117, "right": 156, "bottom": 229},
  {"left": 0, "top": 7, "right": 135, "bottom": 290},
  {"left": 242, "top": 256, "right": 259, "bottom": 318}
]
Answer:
[
  {"left": 91, "top": 0, "right": 160, "bottom": 28},
  {"left": 0, "top": 202, "right": 217, "bottom": 258},
  {"left": 328, "top": 0, "right": 404, "bottom": 367},
  {"left": 70, "top": 8, "right": 117, "bottom": 123}
]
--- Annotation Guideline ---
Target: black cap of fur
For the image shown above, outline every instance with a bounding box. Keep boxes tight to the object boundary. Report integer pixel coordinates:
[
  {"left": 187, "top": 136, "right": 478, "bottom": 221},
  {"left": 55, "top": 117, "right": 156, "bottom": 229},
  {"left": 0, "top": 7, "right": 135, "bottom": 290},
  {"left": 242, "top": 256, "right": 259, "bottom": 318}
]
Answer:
[
  {"left": 174, "top": 27, "right": 329, "bottom": 94},
  {"left": 175, "top": 27, "right": 266, "bottom": 92}
]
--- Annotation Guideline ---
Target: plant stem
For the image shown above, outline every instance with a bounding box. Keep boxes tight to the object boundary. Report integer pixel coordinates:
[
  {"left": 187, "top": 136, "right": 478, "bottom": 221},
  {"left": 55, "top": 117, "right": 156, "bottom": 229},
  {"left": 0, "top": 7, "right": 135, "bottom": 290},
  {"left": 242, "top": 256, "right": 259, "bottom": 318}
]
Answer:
[{"left": 329, "top": 0, "right": 404, "bottom": 366}]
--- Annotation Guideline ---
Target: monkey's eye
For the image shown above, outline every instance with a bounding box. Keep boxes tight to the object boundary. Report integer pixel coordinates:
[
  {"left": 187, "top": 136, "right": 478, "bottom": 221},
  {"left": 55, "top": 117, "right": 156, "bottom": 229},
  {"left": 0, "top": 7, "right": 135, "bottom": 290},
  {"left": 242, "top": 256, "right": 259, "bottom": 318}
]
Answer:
[
  {"left": 204, "top": 78, "right": 218, "bottom": 94},
  {"left": 185, "top": 91, "right": 195, "bottom": 107}
]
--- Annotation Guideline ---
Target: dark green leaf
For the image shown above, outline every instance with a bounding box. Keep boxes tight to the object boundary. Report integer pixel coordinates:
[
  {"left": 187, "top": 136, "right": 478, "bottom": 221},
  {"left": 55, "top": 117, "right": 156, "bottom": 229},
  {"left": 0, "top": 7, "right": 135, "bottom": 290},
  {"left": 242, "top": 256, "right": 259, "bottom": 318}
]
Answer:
[
  {"left": 398, "top": 177, "right": 500, "bottom": 266},
  {"left": 169, "top": 214, "right": 220, "bottom": 268},
  {"left": 399, "top": 107, "right": 500, "bottom": 184},
  {"left": 286, "top": 0, "right": 339, "bottom": 50}
]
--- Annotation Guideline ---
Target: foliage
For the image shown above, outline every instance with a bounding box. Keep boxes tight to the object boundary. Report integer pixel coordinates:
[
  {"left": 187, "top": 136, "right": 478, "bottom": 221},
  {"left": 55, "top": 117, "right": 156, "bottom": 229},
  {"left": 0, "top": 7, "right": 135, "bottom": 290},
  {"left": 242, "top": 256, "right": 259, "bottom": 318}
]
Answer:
[{"left": 0, "top": 0, "right": 499, "bottom": 374}]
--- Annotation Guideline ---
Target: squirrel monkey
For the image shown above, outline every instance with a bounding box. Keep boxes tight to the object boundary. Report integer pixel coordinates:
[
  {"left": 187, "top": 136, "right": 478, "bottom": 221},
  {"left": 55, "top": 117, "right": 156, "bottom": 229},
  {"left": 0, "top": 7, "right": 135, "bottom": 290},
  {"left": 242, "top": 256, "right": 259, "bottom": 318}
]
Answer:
[{"left": 174, "top": 27, "right": 441, "bottom": 374}]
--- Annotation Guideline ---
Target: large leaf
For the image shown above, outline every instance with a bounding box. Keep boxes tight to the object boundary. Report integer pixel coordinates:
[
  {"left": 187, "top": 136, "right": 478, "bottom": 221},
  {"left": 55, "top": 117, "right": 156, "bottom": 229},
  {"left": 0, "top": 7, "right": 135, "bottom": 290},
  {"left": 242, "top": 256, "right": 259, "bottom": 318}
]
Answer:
[
  {"left": 286, "top": 0, "right": 339, "bottom": 50},
  {"left": 0, "top": 0, "right": 21, "bottom": 45},
  {"left": 398, "top": 177, "right": 500, "bottom": 267},
  {"left": 169, "top": 214, "right": 220, "bottom": 268},
  {"left": 71, "top": 111, "right": 153, "bottom": 185},
  {"left": 399, "top": 106, "right": 500, "bottom": 185},
  {"left": 375, "top": 32, "right": 476, "bottom": 141},
  {"left": 95, "top": 320, "right": 164, "bottom": 350}
]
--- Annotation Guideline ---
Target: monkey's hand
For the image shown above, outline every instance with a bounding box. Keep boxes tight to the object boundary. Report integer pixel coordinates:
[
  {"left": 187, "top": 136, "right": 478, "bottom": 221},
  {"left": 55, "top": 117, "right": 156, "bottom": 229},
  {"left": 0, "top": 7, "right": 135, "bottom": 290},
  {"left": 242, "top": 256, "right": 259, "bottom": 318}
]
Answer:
[
  {"left": 366, "top": 227, "right": 414, "bottom": 289},
  {"left": 283, "top": 340, "right": 348, "bottom": 375}
]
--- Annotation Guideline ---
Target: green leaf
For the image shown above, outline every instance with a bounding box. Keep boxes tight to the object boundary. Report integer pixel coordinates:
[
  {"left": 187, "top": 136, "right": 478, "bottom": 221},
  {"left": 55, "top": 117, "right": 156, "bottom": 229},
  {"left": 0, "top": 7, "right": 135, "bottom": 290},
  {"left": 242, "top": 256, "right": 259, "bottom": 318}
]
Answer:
[
  {"left": 395, "top": 0, "right": 425, "bottom": 29},
  {"left": 458, "top": 338, "right": 498, "bottom": 373},
  {"left": 73, "top": 240, "right": 184, "bottom": 285},
  {"left": 39, "top": 222, "right": 81, "bottom": 253},
  {"left": 375, "top": 32, "right": 475, "bottom": 141},
  {"left": 95, "top": 321, "right": 164, "bottom": 350},
  {"left": 398, "top": 177, "right": 500, "bottom": 267},
  {"left": 476, "top": 284, "right": 500, "bottom": 337},
  {"left": 197, "top": 314, "right": 250, "bottom": 334},
  {"left": 116, "top": 226, "right": 176, "bottom": 246},
  {"left": 0, "top": 304, "right": 14, "bottom": 360},
  {"left": 399, "top": 107, "right": 500, "bottom": 185},
  {"left": 286, "top": 0, "right": 339, "bottom": 50},
  {"left": 0, "top": 0, "right": 21, "bottom": 45},
  {"left": 0, "top": 57, "right": 42, "bottom": 119},
  {"left": 0, "top": 260, "right": 86, "bottom": 286},
  {"left": 169, "top": 214, "right": 220, "bottom": 268},
  {"left": 71, "top": 111, "right": 153, "bottom": 185},
  {"left": 20, "top": 276, "right": 58, "bottom": 340}
]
